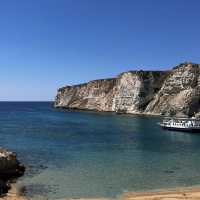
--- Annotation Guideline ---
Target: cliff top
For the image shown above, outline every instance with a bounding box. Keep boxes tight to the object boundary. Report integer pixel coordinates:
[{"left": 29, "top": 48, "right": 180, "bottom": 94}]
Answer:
[
  {"left": 58, "top": 62, "right": 199, "bottom": 91},
  {"left": 173, "top": 62, "right": 200, "bottom": 70}
]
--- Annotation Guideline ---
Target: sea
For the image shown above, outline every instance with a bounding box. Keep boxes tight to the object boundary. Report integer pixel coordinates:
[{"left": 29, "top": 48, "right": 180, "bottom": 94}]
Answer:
[{"left": 0, "top": 102, "right": 200, "bottom": 199}]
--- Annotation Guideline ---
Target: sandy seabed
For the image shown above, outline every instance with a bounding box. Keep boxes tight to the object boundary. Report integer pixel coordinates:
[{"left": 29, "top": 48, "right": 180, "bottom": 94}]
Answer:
[
  {"left": 121, "top": 187, "right": 200, "bottom": 200},
  {"left": 3, "top": 186, "right": 200, "bottom": 200}
]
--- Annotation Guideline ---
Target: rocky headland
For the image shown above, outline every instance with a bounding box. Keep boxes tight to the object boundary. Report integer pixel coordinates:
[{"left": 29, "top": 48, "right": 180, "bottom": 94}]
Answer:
[
  {"left": 0, "top": 148, "right": 25, "bottom": 197},
  {"left": 55, "top": 62, "right": 200, "bottom": 117}
]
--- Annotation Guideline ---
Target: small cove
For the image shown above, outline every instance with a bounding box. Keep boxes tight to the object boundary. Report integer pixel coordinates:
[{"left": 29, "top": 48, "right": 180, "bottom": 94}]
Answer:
[{"left": 0, "top": 102, "right": 200, "bottom": 199}]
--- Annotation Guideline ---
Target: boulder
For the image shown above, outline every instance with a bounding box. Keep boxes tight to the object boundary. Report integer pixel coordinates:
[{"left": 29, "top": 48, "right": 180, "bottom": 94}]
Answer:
[{"left": 0, "top": 148, "right": 25, "bottom": 195}]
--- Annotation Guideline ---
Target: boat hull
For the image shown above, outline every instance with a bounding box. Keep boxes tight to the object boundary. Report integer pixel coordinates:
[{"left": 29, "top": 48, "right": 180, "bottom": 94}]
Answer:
[{"left": 161, "top": 126, "right": 200, "bottom": 133}]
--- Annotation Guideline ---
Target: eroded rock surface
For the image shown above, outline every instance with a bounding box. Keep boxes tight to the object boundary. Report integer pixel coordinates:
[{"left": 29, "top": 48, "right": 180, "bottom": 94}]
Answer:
[
  {"left": 0, "top": 148, "right": 25, "bottom": 195},
  {"left": 55, "top": 63, "right": 200, "bottom": 117}
]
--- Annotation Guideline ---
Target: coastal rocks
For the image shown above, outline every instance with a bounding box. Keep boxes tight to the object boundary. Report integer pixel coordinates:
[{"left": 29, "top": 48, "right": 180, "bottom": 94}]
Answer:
[
  {"left": 55, "top": 62, "right": 200, "bottom": 117},
  {"left": 0, "top": 148, "right": 25, "bottom": 195}
]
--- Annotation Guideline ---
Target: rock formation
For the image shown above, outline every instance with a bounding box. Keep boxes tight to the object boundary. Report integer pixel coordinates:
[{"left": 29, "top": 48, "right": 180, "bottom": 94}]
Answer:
[
  {"left": 55, "top": 63, "right": 200, "bottom": 117},
  {"left": 0, "top": 148, "right": 25, "bottom": 195}
]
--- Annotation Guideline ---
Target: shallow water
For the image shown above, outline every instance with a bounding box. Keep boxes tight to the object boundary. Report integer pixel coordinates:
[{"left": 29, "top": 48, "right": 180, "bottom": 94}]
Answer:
[{"left": 0, "top": 102, "right": 200, "bottom": 199}]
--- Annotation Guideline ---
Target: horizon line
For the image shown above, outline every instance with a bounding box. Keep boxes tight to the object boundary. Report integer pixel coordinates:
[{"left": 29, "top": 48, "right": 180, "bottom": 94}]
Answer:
[{"left": 0, "top": 100, "right": 54, "bottom": 102}]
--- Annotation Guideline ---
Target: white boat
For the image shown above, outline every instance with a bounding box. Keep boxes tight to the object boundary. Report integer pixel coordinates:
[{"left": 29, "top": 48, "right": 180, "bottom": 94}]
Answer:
[{"left": 158, "top": 117, "right": 200, "bottom": 133}]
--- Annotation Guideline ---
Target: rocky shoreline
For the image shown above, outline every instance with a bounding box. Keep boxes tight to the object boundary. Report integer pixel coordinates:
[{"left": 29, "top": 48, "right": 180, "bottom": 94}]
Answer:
[
  {"left": 0, "top": 183, "right": 27, "bottom": 200},
  {"left": 0, "top": 148, "right": 25, "bottom": 198}
]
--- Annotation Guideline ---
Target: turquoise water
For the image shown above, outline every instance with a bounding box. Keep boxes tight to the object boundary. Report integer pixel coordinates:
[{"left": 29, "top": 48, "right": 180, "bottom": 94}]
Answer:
[{"left": 1, "top": 102, "right": 200, "bottom": 199}]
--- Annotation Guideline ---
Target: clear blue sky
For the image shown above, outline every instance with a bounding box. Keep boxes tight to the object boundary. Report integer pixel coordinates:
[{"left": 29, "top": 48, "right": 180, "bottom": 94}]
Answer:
[{"left": 0, "top": 0, "right": 200, "bottom": 101}]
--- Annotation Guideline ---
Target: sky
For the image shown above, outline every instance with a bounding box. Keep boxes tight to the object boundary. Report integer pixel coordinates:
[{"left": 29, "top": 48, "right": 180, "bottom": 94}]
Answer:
[{"left": 0, "top": 0, "right": 200, "bottom": 101}]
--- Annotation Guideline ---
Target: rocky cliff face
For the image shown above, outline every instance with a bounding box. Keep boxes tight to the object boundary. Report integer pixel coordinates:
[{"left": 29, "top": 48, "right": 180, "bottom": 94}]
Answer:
[
  {"left": 55, "top": 78, "right": 117, "bottom": 112},
  {"left": 55, "top": 63, "right": 200, "bottom": 117}
]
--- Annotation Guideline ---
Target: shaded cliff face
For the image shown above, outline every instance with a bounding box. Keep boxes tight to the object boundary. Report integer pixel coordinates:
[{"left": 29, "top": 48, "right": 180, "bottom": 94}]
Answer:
[
  {"left": 145, "top": 63, "right": 200, "bottom": 117},
  {"left": 55, "top": 63, "right": 200, "bottom": 117}
]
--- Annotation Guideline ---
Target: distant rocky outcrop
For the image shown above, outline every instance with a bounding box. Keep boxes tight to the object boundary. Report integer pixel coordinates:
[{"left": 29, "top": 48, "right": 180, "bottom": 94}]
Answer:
[
  {"left": 55, "top": 63, "right": 200, "bottom": 117},
  {"left": 0, "top": 148, "right": 25, "bottom": 195}
]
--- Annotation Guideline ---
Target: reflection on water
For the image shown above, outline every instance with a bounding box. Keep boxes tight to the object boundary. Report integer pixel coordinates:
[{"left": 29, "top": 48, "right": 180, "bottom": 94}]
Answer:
[
  {"left": 167, "top": 131, "right": 193, "bottom": 143},
  {"left": 0, "top": 102, "right": 200, "bottom": 199}
]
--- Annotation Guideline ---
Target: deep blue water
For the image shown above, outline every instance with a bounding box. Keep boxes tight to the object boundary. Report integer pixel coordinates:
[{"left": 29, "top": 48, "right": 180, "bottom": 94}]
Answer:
[{"left": 1, "top": 102, "right": 200, "bottom": 199}]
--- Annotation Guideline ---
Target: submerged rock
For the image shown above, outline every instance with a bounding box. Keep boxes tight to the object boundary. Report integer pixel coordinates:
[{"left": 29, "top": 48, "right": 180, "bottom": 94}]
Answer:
[{"left": 55, "top": 62, "right": 200, "bottom": 117}]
